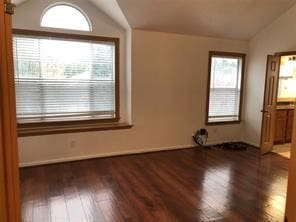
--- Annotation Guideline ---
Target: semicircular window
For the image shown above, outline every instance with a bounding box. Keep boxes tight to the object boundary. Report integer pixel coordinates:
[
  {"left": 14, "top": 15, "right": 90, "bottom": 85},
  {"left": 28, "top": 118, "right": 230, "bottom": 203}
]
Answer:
[{"left": 41, "top": 4, "right": 91, "bottom": 31}]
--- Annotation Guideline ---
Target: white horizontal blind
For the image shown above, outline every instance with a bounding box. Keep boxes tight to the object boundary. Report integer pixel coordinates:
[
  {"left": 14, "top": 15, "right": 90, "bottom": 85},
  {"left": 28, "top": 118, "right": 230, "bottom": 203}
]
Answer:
[
  {"left": 208, "top": 56, "right": 242, "bottom": 123},
  {"left": 13, "top": 35, "right": 116, "bottom": 123}
]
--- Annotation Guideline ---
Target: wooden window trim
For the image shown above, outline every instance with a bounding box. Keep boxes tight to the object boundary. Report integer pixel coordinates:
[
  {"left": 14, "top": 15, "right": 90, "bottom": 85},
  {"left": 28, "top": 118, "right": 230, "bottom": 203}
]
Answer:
[
  {"left": 206, "top": 120, "right": 241, "bottom": 126},
  {"left": 274, "top": 51, "right": 296, "bottom": 56},
  {"left": 18, "top": 122, "right": 133, "bottom": 137},
  {"left": 13, "top": 29, "right": 122, "bottom": 136},
  {"left": 205, "top": 51, "right": 246, "bottom": 125}
]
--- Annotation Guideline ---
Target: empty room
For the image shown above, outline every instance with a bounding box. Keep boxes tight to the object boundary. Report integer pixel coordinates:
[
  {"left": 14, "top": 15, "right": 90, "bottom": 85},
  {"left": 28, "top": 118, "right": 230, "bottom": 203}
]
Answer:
[{"left": 2, "top": 0, "right": 296, "bottom": 221}]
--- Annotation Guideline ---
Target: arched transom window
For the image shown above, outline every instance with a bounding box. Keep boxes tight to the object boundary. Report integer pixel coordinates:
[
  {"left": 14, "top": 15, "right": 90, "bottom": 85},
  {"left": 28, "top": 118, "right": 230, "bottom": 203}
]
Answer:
[{"left": 41, "top": 4, "right": 91, "bottom": 31}]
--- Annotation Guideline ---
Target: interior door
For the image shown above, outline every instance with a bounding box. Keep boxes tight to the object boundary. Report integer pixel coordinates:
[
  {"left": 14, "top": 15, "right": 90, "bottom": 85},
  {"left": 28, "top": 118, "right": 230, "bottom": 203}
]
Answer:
[
  {"left": 260, "top": 55, "right": 280, "bottom": 154},
  {"left": 0, "top": 1, "right": 21, "bottom": 222}
]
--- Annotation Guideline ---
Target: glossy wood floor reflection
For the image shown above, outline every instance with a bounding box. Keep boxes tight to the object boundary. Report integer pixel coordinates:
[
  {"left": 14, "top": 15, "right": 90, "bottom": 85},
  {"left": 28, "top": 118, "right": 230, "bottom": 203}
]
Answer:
[{"left": 20, "top": 147, "right": 288, "bottom": 222}]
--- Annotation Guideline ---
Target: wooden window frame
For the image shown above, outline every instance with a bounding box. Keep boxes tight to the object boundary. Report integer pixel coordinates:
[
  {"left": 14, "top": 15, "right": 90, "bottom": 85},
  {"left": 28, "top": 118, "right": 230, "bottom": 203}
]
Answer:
[
  {"left": 205, "top": 51, "right": 246, "bottom": 125},
  {"left": 13, "top": 29, "right": 126, "bottom": 136}
]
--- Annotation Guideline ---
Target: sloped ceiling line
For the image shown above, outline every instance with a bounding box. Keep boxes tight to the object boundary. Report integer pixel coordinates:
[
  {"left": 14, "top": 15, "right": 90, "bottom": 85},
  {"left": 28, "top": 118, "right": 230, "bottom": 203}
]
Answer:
[
  {"left": 116, "top": 0, "right": 296, "bottom": 40},
  {"left": 12, "top": 0, "right": 296, "bottom": 40}
]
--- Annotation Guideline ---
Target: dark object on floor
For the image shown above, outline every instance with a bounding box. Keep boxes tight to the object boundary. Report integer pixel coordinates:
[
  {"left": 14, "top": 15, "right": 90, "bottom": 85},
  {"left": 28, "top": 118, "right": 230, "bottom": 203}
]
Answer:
[
  {"left": 192, "top": 128, "right": 208, "bottom": 147},
  {"left": 213, "top": 142, "right": 248, "bottom": 151}
]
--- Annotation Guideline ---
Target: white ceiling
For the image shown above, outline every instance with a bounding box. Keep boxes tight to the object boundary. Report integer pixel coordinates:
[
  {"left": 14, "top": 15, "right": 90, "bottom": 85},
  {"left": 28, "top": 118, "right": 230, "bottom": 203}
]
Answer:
[
  {"left": 88, "top": 0, "right": 129, "bottom": 30},
  {"left": 13, "top": 0, "right": 296, "bottom": 40},
  {"left": 116, "top": 0, "right": 296, "bottom": 40}
]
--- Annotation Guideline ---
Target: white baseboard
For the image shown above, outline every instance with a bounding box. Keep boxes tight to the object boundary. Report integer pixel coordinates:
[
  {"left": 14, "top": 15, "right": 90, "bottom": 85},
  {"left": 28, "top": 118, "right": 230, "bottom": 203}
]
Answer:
[
  {"left": 19, "top": 144, "right": 197, "bottom": 168},
  {"left": 19, "top": 140, "right": 259, "bottom": 168}
]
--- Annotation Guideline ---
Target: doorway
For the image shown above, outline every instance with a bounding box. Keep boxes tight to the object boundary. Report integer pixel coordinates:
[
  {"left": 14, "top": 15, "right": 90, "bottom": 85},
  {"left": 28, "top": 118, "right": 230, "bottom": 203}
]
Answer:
[
  {"left": 273, "top": 55, "right": 296, "bottom": 158},
  {"left": 261, "top": 53, "right": 296, "bottom": 158}
]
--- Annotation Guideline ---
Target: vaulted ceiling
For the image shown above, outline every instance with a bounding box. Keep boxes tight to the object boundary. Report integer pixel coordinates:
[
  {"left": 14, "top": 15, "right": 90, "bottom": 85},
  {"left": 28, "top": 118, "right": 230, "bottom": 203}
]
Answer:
[
  {"left": 13, "top": 0, "right": 296, "bottom": 40},
  {"left": 116, "top": 0, "right": 296, "bottom": 40}
]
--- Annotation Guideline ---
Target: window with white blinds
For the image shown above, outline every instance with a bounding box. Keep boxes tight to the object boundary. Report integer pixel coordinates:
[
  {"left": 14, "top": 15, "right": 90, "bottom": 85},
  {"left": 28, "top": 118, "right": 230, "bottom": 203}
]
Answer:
[
  {"left": 13, "top": 32, "right": 119, "bottom": 124},
  {"left": 207, "top": 52, "right": 245, "bottom": 124}
]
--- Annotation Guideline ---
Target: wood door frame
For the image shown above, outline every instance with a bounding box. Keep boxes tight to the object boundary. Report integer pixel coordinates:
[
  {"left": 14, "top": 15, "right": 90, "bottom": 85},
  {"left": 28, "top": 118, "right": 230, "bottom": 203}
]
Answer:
[
  {"left": 260, "top": 55, "right": 275, "bottom": 152},
  {"left": 260, "top": 51, "right": 296, "bottom": 152},
  {"left": 0, "top": 0, "right": 21, "bottom": 221},
  {"left": 275, "top": 51, "right": 296, "bottom": 56},
  {"left": 260, "top": 55, "right": 280, "bottom": 153}
]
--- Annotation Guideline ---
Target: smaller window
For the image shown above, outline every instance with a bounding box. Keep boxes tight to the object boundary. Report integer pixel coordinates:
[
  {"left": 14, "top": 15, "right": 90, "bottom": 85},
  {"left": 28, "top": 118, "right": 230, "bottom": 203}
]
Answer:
[
  {"left": 41, "top": 4, "right": 91, "bottom": 31},
  {"left": 206, "top": 51, "right": 245, "bottom": 125}
]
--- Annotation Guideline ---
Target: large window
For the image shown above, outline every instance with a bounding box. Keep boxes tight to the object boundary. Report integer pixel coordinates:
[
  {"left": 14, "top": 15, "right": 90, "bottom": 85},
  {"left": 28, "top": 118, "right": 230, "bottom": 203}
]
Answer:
[
  {"left": 206, "top": 51, "right": 245, "bottom": 124},
  {"left": 13, "top": 30, "right": 119, "bottom": 134}
]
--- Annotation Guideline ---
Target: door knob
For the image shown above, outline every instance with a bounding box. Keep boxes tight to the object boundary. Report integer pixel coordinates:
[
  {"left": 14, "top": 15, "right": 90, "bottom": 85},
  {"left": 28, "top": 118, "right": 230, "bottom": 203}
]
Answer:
[{"left": 261, "top": 109, "right": 268, "bottom": 113}]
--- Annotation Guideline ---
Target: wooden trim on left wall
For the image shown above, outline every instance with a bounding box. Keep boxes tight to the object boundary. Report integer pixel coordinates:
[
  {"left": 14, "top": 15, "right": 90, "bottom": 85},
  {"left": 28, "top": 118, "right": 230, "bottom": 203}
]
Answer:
[{"left": 0, "top": 1, "right": 21, "bottom": 221}]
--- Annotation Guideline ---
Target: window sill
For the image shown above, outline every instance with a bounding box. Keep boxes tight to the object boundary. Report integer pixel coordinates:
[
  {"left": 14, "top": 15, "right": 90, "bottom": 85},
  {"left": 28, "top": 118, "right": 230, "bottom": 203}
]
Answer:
[
  {"left": 18, "top": 122, "right": 133, "bottom": 137},
  {"left": 206, "top": 120, "right": 241, "bottom": 126}
]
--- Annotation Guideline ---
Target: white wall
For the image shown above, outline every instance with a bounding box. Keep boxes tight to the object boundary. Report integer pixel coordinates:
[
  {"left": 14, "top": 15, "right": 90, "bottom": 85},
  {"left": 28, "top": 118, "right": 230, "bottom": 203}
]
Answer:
[
  {"left": 14, "top": 0, "right": 248, "bottom": 166},
  {"left": 243, "top": 4, "right": 296, "bottom": 146}
]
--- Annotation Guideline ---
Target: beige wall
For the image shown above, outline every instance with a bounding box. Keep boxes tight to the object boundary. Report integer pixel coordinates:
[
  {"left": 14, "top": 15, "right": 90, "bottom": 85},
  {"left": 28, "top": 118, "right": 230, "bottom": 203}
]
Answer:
[
  {"left": 14, "top": 0, "right": 248, "bottom": 166},
  {"left": 243, "top": 4, "right": 296, "bottom": 146}
]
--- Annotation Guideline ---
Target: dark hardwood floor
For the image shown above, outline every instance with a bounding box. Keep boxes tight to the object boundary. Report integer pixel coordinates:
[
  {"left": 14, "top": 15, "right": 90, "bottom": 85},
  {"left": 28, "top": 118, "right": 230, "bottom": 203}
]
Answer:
[{"left": 20, "top": 147, "right": 288, "bottom": 222}]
